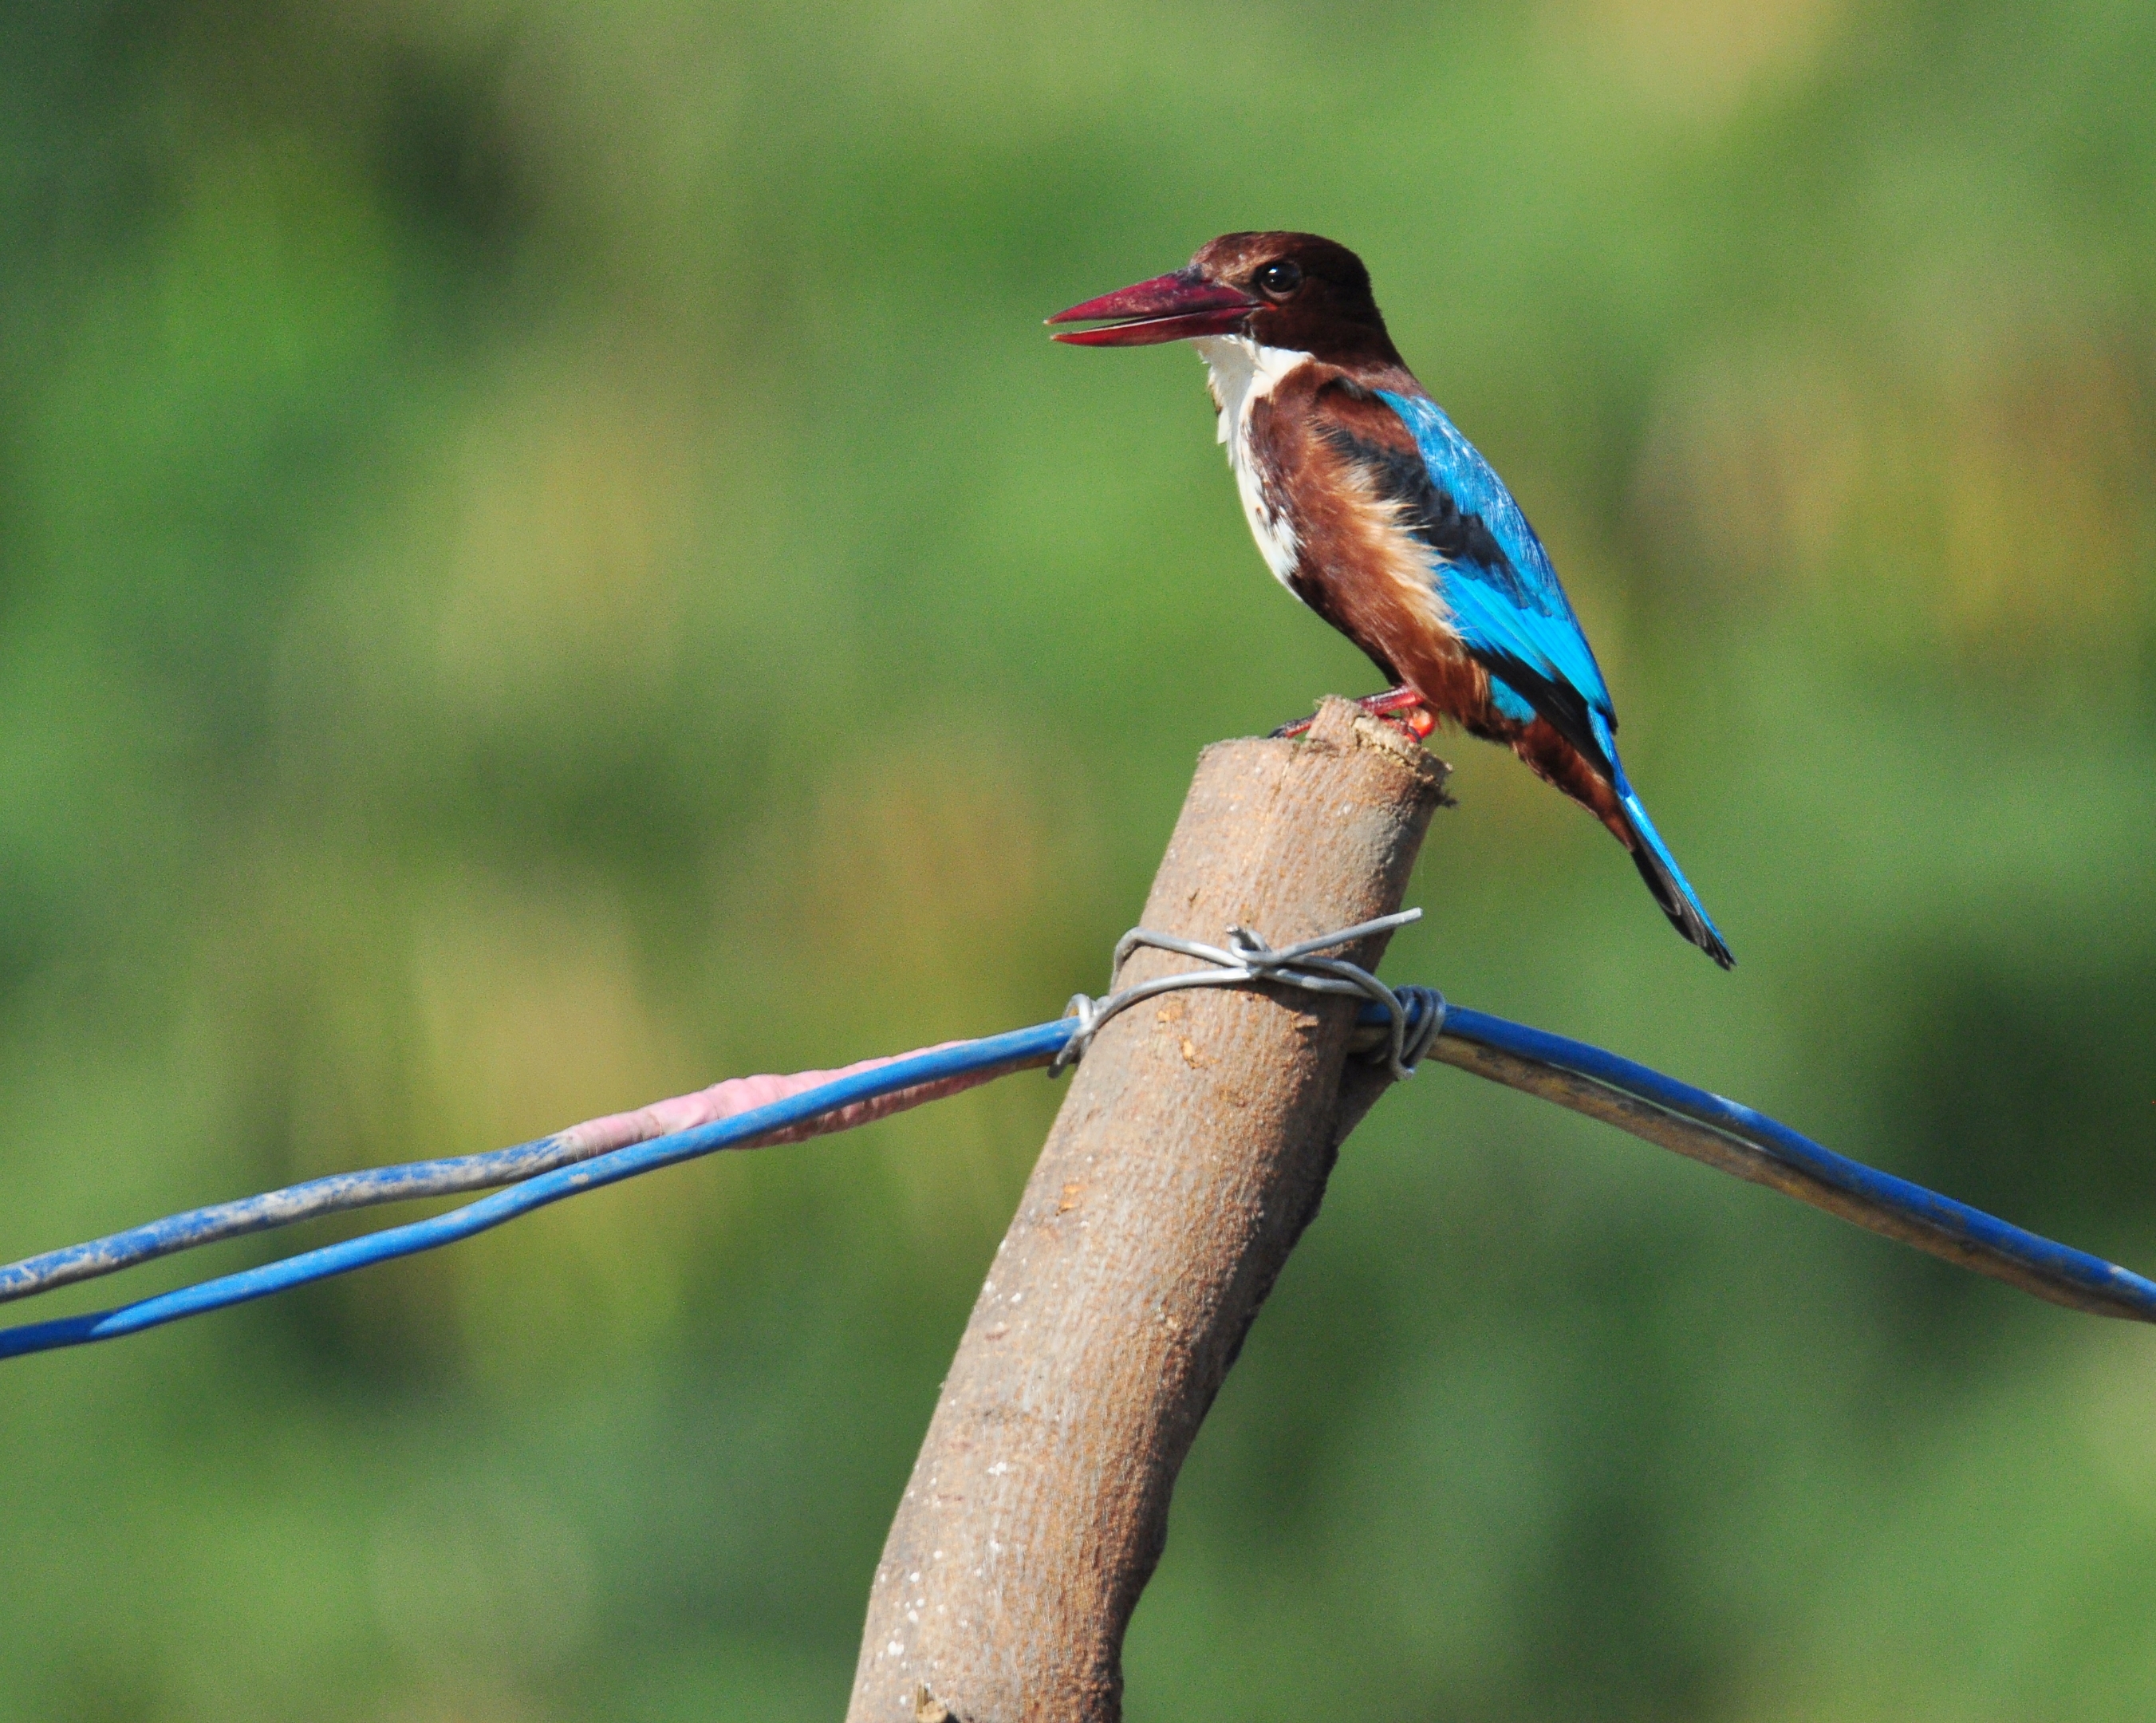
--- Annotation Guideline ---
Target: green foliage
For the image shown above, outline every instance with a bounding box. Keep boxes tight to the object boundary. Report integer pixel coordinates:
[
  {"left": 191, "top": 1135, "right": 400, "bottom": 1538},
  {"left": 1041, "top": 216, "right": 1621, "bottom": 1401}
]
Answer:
[{"left": 2, "top": 0, "right": 2153, "bottom": 1716}]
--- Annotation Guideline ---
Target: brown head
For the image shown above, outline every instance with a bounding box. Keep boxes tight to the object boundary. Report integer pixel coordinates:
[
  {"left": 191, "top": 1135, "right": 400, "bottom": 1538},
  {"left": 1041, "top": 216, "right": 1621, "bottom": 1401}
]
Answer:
[{"left": 1048, "top": 231, "right": 1404, "bottom": 369}]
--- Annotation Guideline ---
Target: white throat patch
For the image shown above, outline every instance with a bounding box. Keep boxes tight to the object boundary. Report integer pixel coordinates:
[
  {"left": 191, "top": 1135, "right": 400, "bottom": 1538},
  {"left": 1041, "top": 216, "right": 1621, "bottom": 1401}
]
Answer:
[
  {"left": 1192, "top": 335, "right": 1312, "bottom": 595},
  {"left": 1192, "top": 335, "right": 1309, "bottom": 448}
]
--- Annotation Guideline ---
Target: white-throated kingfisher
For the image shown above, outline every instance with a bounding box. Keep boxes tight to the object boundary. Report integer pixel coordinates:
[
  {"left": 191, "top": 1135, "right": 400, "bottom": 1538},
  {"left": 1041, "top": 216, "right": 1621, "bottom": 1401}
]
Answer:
[{"left": 1049, "top": 231, "right": 1733, "bottom": 968}]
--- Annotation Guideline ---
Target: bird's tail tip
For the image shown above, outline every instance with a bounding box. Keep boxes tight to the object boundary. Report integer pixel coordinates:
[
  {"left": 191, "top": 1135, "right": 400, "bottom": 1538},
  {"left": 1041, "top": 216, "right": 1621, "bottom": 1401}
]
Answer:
[
  {"left": 1616, "top": 785, "right": 1733, "bottom": 969},
  {"left": 1639, "top": 850, "right": 1736, "bottom": 968}
]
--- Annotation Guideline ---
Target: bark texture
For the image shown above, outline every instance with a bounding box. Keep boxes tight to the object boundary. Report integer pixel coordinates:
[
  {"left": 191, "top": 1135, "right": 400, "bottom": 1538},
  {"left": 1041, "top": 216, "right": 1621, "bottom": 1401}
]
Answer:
[{"left": 847, "top": 698, "right": 1450, "bottom": 1723}]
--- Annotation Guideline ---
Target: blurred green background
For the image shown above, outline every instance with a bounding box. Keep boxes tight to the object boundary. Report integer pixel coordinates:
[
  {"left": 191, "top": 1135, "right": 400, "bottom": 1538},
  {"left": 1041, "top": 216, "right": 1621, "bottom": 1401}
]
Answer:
[{"left": 2, "top": 0, "right": 2154, "bottom": 1716}]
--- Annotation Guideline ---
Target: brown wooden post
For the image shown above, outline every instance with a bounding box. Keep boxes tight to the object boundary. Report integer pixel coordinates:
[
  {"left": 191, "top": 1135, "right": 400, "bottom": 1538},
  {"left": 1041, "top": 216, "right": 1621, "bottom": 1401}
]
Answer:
[{"left": 846, "top": 698, "right": 1450, "bottom": 1722}]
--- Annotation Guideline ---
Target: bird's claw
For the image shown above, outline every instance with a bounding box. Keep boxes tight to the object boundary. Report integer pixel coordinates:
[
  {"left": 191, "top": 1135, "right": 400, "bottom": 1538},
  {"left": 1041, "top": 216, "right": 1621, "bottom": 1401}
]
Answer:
[{"left": 1272, "top": 688, "right": 1435, "bottom": 743}]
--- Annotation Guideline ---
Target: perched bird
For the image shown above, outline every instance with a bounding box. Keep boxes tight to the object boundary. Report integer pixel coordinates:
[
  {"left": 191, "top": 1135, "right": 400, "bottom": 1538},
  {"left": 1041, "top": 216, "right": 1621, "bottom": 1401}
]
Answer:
[{"left": 1049, "top": 231, "right": 1732, "bottom": 968}]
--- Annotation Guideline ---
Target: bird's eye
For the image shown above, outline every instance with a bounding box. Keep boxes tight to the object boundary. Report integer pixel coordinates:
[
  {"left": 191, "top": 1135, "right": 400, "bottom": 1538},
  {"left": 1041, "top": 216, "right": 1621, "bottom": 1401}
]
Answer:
[{"left": 1255, "top": 260, "right": 1302, "bottom": 298}]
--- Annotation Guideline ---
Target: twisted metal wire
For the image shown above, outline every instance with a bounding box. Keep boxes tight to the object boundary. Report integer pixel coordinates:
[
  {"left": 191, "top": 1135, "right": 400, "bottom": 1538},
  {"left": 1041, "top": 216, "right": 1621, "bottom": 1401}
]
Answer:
[{"left": 1051, "top": 908, "right": 1445, "bottom": 1082}]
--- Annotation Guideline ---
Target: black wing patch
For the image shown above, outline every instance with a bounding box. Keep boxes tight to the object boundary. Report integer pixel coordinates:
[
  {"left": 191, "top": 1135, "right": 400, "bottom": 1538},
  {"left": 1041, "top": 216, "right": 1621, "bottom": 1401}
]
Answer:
[{"left": 1318, "top": 424, "right": 1515, "bottom": 582}]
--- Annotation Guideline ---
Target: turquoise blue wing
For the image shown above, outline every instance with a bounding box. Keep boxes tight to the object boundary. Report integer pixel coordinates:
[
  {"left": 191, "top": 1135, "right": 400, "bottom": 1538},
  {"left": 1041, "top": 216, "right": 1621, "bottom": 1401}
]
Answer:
[{"left": 1373, "top": 388, "right": 1614, "bottom": 747}]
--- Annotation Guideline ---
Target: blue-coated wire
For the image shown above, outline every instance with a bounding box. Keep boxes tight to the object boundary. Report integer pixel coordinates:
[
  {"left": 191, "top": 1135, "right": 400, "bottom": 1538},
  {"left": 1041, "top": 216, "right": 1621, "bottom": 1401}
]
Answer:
[
  {"left": 1438, "top": 1006, "right": 2156, "bottom": 1325},
  {"left": 6, "top": 992, "right": 2154, "bottom": 1362},
  {"left": 0, "top": 1020, "right": 1075, "bottom": 1361}
]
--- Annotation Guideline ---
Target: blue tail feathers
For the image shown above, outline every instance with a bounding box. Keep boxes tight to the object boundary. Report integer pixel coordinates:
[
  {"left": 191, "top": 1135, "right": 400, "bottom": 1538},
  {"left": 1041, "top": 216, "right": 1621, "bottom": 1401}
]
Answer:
[
  {"left": 1611, "top": 766, "right": 1733, "bottom": 968},
  {"left": 1580, "top": 708, "right": 1731, "bottom": 968}
]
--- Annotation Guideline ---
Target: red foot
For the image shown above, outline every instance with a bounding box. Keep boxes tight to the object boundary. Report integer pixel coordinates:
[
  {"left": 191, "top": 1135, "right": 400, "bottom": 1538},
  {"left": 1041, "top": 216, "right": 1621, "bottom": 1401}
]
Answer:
[{"left": 1272, "top": 688, "right": 1434, "bottom": 743}]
